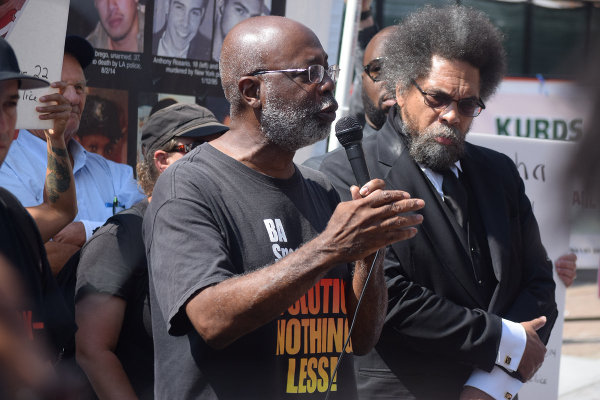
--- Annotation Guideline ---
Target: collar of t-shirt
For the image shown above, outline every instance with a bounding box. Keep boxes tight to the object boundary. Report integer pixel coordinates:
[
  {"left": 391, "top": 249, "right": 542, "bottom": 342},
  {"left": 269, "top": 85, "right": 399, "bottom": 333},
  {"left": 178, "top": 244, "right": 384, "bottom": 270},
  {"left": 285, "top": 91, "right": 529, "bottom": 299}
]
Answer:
[{"left": 418, "top": 160, "right": 462, "bottom": 201}]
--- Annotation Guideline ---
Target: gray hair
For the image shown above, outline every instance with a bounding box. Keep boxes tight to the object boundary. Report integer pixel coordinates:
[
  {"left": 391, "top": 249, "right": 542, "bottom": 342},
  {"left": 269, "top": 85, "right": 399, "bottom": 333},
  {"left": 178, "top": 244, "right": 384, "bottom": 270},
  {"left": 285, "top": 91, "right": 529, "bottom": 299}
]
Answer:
[{"left": 385, "top": 5, "right": 506, "bottom": 101}]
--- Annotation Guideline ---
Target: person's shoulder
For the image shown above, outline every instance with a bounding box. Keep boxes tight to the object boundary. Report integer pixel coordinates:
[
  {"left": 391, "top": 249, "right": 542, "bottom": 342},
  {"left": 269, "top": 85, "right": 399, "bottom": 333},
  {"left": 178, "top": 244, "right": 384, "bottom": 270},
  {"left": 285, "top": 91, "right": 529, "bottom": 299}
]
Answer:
[
  {"left": 0, "top": 187, "right": 21, "bottom": 207},
  {"left": 319, "top": 145, "right": 351, "bottom": 175},
  {"left": 0, "top": 132, "right": 44, "bottom": 176},
  {"left": 466, "top": 141, "right": 515, "bottom": 166},
  {"left": 86, "top": 201, "right": 147, "bottom": 245},
  {"left": 188, "top": 32, "right": 211, "bottom": 59},
  {"left": 84, "top": 150, "right": 134, "bottom": 174},
  {"left": 297, "top": 163, "right": 331, "bottom": 185},
  {"left": 296, "top": 164, "right": 341, "bottom": 202},
  {"left": 85, "top": 22, "right": 105, "bottom": 47}
]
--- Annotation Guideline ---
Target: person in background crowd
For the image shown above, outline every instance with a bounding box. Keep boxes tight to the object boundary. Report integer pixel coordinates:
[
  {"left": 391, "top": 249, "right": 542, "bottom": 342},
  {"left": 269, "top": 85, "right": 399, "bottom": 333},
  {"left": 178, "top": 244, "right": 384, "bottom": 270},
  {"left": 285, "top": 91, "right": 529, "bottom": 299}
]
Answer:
[
  {"left": 144, "top": 15, "right": 425, "bottom": 399},
  {"left": 320, "top": 6, "right": 557, "bottom": 399},
  {"left": 149, "top": 97, "right": 177, "bottom": 116},
  {"left": 0, "top": 36, "right": 78, "bottom": 399},
  {"left": 0, "top": 36, "right": 144, "bottom": 276},
  {"left": 75, "top": 103, "right": 228, "bottom": 400},
  {"left": 87, "top": 0, "right": 144, "bottom": 52}
]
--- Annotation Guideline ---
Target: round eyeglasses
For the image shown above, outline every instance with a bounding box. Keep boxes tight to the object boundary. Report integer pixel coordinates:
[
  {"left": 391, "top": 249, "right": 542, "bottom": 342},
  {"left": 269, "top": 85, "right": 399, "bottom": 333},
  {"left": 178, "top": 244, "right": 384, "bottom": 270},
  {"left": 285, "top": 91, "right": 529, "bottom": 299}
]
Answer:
[
  {"left": 250, "top": 64, "right": 340, "bottom": 84},
  {"left": 411, "top": 80, "right": 485, "bottom": 117}
]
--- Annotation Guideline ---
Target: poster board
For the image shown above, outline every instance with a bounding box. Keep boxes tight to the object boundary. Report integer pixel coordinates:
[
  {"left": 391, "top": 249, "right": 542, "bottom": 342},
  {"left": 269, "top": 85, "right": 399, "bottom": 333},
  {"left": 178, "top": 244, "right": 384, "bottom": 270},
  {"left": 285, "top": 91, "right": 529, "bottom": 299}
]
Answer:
[
  {"left": 63, "top": 0, "right": 352, "bottom": 166},
  {"left": 467, "top": 133, "right": 575, "bottom": 400},
  {"left": 4, "top": 0, "right": 70, "bottom": 130}
]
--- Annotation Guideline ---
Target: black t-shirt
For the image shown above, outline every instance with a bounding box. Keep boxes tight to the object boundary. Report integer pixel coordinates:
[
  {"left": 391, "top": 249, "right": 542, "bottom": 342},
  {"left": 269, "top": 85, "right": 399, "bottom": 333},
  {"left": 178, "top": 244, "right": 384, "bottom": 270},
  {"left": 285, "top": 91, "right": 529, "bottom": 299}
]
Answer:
[
  {"left": 0, "top": 188, "right": 75, "bottom": 359},
  {"left": 76, "top": 199, "right": 153, "bottom": 399},
  {"left": 144, "top": 144, "right": 358, "bottom": 399}
]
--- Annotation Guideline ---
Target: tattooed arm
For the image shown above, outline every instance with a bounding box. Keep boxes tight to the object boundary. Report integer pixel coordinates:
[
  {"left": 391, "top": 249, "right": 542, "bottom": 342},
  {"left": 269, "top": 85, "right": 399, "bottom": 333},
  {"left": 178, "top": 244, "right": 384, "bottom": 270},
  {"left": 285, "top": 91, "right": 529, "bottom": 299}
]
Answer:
[{"left": 26, "top": 87, "right": 77, "bottom": 243}]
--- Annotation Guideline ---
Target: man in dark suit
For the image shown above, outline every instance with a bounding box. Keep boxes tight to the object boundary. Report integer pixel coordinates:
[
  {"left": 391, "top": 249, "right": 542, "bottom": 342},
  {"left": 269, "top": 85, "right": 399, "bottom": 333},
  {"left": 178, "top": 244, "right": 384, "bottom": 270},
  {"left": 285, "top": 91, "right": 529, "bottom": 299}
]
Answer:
[{"left": 319, "top": 5, "right": 557, "bottom": 400}]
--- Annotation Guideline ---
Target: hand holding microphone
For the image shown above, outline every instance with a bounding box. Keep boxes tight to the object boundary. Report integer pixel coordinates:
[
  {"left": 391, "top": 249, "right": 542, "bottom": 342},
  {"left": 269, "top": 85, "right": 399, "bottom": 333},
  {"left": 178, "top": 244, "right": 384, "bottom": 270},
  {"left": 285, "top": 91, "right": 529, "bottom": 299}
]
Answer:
[{"left": 320, "top": 116, "right": 425, "bottom": 263}]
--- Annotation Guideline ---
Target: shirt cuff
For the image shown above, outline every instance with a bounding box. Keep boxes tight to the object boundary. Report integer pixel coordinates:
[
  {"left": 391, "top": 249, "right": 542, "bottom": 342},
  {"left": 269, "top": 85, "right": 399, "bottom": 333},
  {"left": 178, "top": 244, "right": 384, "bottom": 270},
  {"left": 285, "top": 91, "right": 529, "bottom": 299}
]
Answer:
[
  {"left": 496, "top": 319, "right": 526, "bottom": 372},
  {"left": 80, "top": 220, "right": 102, "bottom": 240},
  {"left": 465, "top": 366, "right": 523, "bottom": 400}
]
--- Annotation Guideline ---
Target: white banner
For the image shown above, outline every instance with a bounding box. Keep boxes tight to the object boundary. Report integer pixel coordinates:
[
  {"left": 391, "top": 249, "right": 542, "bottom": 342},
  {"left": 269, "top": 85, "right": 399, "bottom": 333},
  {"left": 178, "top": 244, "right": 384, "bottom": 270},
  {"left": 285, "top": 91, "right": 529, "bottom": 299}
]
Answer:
[
  {"left": 467, "top": 133, "right": 575, "bottom": 400},
  {"left": 470, "top": 78, "right": 588, "bottom": 141},
  {"left": 5, "top": 0, "right": 69, "bottom": 130}
]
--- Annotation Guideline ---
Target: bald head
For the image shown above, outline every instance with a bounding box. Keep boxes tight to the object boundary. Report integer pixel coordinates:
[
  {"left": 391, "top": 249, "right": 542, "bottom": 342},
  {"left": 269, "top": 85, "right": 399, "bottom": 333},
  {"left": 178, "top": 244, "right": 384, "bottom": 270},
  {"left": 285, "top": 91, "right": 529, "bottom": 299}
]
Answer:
[
  {"left": 219, "top": 16, "right": 324, "bottom": 116},
  {"left": 363, "top": 25, "right": 397, "bottom": 67}
]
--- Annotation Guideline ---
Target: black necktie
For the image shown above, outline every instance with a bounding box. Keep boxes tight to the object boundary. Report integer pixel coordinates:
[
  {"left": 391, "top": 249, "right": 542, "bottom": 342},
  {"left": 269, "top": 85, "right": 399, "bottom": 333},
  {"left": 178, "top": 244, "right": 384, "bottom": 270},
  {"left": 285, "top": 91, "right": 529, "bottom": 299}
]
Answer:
[{"left": 442, "top": 169, "right": 468, "bottom": 228}]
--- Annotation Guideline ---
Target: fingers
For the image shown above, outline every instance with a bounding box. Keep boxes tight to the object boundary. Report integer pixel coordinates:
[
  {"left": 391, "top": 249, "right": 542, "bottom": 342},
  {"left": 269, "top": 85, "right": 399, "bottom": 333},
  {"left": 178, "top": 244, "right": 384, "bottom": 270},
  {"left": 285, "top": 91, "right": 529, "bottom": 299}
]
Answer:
[
  {"left": 555, "top": 253, "right": 577, "bottom": 287},
  {"left": 350, "top": 178, "right": 386, "bottom": 200},
  {"left": 529, "top": 316, "right": 547, "bottom": 331},
  {"left": 36, "top": 93, "right": 72, "bottom": 123},
  {"left": 557, "top": 267, "right": 576, "bottom": 287},
  {"left": 557, "top": 253, "right": 577, "bottom": 263}
]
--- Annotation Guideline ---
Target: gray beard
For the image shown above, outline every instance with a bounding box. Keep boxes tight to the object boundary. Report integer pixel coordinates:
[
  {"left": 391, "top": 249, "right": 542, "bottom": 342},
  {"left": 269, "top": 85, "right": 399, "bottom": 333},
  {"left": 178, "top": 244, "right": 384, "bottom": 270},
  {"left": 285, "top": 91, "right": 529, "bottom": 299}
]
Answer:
[
  {"left": 401, "top": 119, "right": 467, "bottom": 172},
  {"left": 260, "top": 85, "right": 335, "bottom": 152}
]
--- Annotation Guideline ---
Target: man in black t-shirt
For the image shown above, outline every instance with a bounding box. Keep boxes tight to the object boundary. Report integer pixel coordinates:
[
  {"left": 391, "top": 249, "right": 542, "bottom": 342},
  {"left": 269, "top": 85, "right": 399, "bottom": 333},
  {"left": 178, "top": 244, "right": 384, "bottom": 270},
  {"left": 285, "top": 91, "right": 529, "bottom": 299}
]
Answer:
[
  {"left": 144, "top": 16, "right": 425, "bottom": 399},
  {"left": 75, "top": 103, "right": 228, "bottom": 399}
]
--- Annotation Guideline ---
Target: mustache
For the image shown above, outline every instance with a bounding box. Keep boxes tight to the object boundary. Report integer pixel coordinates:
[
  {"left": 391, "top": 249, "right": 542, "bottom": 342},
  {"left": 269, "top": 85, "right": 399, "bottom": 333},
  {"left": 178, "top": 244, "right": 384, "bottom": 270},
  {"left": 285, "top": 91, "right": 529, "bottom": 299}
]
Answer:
[
  {"left": 425, "top": 124, "right": 462, "bottom": 143},
  {"left": 318, "top": 95, "right": 337, "bottom": 111}
]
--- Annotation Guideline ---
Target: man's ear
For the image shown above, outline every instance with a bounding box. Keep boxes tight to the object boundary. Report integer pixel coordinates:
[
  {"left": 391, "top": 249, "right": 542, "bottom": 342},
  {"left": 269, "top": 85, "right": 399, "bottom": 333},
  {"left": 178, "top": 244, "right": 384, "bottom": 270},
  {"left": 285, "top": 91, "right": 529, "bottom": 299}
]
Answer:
[
  {"left": 153, "top": 150, "right": 170, "bottom": 172},
  {"left": 395, "top": 83, "right": 405, "bottom": 108},
  {"left": 239, "top": 76, "right": 261, "bottom": 109}
]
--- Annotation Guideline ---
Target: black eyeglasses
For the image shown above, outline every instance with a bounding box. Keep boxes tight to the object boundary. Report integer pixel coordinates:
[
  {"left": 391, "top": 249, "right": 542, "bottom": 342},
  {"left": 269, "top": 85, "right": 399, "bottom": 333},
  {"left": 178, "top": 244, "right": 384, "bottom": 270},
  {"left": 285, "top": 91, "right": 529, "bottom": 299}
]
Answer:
[
  {"left": 411, "top": 80, "right": 485, "bottom": 117},
  {"left": 250, "top": 64, "right": 339, "bottom": 84},
  {"left": 363, "top": 57, "right": 384, "bottom": 82},
  {"left": 168, "top": 142, "right": 202, "bottom": 154}
]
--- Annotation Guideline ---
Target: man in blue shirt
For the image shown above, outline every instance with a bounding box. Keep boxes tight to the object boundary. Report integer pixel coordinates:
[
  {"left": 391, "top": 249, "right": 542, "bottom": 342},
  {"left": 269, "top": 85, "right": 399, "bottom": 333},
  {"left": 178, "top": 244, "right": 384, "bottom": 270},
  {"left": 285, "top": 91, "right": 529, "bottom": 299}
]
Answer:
[{"left": 0, "top": 36, "right": 143, "bottom": 274}]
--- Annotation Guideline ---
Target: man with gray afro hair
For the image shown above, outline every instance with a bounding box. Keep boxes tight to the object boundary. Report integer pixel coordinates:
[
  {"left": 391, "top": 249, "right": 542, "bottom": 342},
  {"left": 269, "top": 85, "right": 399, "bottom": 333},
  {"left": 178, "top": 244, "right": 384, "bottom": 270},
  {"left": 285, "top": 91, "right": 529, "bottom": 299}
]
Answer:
[
  {"left": 319, "top": 5, "right": 556, "bottom": 400},
  {"left": 386, "top": 5, "right": 506, "bottom": 102}
]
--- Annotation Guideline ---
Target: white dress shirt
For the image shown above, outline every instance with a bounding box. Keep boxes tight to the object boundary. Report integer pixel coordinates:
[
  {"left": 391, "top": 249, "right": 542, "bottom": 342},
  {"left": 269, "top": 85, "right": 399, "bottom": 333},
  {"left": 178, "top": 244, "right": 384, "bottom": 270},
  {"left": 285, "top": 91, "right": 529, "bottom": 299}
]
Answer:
[{"left": 0, "top": 130, "right": 144, "bottom": 239}]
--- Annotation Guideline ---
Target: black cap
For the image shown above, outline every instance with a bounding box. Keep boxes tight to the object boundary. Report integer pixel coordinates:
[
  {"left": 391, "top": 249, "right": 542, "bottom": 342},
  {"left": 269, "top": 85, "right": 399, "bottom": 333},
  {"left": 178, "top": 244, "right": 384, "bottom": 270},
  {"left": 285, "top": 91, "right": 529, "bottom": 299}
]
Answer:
[
  {"left": 0, "top": 37, "right": 49, "bottom": 89},
  {"left": 65, "top": 35, "right": 95, "bottom": 70},
  {"left": 141, "top": 103, "right": 229, "bottom": 157}
]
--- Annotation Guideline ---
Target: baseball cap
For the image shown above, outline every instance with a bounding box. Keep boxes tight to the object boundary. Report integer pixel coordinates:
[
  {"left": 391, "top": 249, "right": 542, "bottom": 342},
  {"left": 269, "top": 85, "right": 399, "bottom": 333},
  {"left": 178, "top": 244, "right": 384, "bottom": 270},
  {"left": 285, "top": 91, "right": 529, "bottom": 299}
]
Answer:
[
  {"left": 0, "top": 37, "right": 49, "bottom": 89},
  {"left": 65, "top": 35, "right": 95, "bottom": 70},
  {"left": 141, "top": 103, "right": 229, "bottom": 157}
]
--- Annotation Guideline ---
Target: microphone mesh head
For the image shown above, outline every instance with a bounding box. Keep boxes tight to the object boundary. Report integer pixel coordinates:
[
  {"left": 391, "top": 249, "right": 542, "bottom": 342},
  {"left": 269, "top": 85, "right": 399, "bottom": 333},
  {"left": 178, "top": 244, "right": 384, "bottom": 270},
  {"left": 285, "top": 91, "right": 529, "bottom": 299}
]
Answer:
[{"left": 335, "top": 116, "right": 363, "bottom": 147}]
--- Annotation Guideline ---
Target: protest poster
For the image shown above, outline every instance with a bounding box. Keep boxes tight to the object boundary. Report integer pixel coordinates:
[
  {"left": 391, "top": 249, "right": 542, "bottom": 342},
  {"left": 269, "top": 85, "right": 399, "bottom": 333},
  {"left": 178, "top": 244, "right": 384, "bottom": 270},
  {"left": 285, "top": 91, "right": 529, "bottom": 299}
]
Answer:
[
  {"left": 467, "top": 133, "right": 575, "bottom": 400},
  {"left": 3, "top": 0, "right": 70, "bottom": 129}
]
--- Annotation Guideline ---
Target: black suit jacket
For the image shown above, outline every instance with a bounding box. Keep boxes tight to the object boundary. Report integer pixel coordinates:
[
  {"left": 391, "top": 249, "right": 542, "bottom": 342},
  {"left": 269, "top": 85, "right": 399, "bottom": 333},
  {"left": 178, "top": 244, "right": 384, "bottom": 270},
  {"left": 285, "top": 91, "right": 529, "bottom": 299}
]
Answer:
[{"left": 318, "top": 107, "right": 558, "bottom": 399}]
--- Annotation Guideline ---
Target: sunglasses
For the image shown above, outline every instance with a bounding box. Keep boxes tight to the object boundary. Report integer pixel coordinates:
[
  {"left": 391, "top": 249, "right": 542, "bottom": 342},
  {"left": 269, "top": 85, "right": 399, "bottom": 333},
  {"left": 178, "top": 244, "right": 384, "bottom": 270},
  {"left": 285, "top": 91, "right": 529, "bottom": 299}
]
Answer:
[
  {"left": 411, "top": 80, "right": 485, "bottom": 117},
  {"left": 168, "top": 142, "right": 202, "bottom": 154}
]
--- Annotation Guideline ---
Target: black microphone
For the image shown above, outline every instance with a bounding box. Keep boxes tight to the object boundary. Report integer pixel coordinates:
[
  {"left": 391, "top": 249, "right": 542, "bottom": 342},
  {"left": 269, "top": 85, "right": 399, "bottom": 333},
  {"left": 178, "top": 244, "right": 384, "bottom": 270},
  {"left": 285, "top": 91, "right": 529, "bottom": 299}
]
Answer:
[{"left": 335, "top": 116, "right": 371, "bottom": 187}]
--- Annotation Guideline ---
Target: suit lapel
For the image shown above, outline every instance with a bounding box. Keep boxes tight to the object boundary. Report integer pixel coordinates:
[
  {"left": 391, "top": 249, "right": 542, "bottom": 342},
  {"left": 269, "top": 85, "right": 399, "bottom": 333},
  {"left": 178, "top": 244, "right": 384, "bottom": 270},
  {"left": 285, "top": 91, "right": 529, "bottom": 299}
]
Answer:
[{"left": 461, "top": 145, "right": 511, "bottom": 308}]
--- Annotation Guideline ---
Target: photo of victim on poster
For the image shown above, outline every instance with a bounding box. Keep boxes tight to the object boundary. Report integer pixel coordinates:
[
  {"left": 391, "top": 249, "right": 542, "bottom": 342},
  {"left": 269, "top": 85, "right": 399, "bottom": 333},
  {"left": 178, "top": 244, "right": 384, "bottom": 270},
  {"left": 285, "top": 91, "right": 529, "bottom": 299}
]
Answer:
[
  {"left": 151, "top": 0, "right": 273, "bottom": 124},
  {"left": 76, "top": 87, "right": 129, "bottom": 164},
  {"left": 79, "top": 0, "right": 145, "bottom": 53}
]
